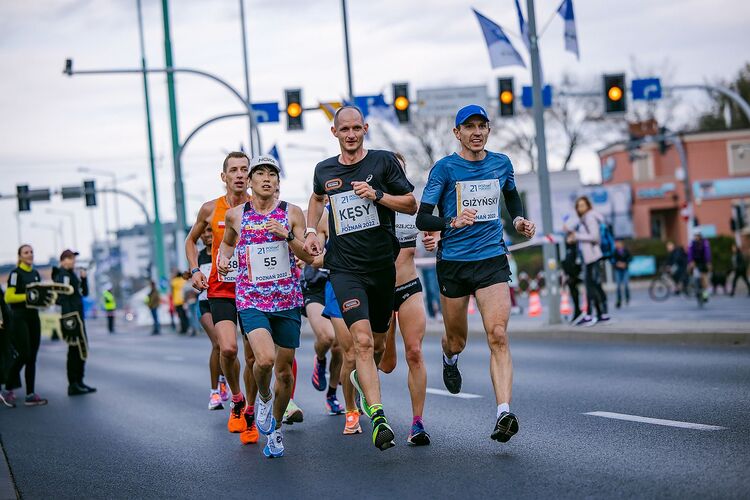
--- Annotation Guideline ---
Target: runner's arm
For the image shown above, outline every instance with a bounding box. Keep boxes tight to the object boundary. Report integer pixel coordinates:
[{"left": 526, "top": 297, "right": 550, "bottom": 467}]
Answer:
[
  {"left": 185, "top": 201, "right": 213, "bottom": 270},
  {"left": 286, "top": 205, "right": 314, "bottom": 265},
  {"left": 415, "top": 202, "right": 451, "bottom": 231},
  {"left": 377, "top": 191, "right": 417, "bottom": 215},
  {"left": 503, "top": 187, "right": 524, "bottom": 221}
]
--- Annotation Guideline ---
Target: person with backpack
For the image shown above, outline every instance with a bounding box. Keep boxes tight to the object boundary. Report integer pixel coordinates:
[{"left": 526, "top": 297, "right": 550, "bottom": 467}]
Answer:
[
  {"left": 561, "top": 233, "right": 584, "bottom": 323},
  {"left": 564, "top": 196, "right": 610, "bottom": 326}
]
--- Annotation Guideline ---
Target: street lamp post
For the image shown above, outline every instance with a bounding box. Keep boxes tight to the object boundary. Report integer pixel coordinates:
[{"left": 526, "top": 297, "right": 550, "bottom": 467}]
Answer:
[
  {"left": 341, "top": 0, "right": 355, "bottom": 103},
  {"left": 45, "top": 208, "right": 78, "bottom": 250},
  {"left": 30, "top": 223, "right": 60, "bottom": 257}
]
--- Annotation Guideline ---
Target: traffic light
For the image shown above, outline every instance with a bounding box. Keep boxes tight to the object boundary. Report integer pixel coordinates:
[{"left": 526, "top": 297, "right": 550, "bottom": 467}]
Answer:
[
  {"left": 392, "top": 83, "right": 410, "bottom": 124},
  {"left": 17, "top": 185, "right": 30, "bottom": 212},
  {"left": 83, "top": 180, "right": 97, "bottom": 207},
  {"left": 603, "top": 73, "right": 626, "bottom": 114},
  {"left": 285, "top": 89, "right": 303, "bottom": 131},
  {"left": 498, "top": 77, "right": 515, "bottom": 117}
]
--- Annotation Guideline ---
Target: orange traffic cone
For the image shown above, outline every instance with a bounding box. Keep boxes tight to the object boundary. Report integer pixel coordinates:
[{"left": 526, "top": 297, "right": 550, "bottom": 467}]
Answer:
[
  {"left": 468, "top": 296, "right": 477, "bottom": 315},
  {"left": 527, "top": 291, "right": 542, "bottom": 317},
  {"left": 560, "top": 290, "right": 573, "bottom": 316}
]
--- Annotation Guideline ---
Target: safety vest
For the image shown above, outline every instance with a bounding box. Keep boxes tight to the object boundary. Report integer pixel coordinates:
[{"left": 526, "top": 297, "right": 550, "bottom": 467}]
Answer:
[{"left": 102, "top": 290, "right": 117, "bottom": 311}]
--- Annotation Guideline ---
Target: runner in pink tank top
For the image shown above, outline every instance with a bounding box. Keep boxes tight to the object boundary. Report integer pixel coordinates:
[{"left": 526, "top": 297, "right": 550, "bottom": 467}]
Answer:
[{"left": 217, "top": 155, "right": 312, "bottom": 458}]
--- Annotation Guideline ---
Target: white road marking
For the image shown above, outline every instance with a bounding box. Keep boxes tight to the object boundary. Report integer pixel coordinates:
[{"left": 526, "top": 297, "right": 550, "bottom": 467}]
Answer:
[
  {"left": 584, "top": 411, "right": 727, "bottom": 431},
  {"left": 426, "top": 388, "right": 482, "bottom": 399},
  {"left": 164, "top": 355, "right": 185, "bottom": 362}
]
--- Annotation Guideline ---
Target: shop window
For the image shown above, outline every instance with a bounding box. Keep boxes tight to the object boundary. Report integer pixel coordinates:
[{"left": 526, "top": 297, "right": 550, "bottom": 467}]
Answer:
[
  {"left": 728, "top": 141, "right": 750, "bottom": 175},
  {"left": 632, "top": 151, "right": 654, "bottom": 181}
]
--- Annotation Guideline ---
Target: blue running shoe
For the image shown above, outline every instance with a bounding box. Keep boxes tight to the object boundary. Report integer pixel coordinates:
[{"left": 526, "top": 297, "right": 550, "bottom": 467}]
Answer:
[
  {"left": 256, "top": 394, "right": 276, "bottom": 435},
  {"left": 262, "top": 428, "right": 284, "bottom": 458},
  {"left": 407, "top": 420, "right": 431, "bottom": 446},
  {"left": 326, "top": 395, "right": 345, "bottom": 415},
  {"left": 311, "top": 356, "right": 327, "bottom": 392}
]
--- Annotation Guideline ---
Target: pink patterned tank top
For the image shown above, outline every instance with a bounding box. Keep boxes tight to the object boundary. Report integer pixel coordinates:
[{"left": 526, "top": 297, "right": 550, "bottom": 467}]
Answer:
[{"left": 235, "top": 201, "right": 303, "bottom": 312}]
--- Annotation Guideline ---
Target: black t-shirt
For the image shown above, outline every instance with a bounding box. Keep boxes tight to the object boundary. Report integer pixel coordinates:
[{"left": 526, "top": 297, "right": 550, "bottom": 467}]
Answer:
[
  {"left": 198, "top": 247, "right": 211, "bottom": 267},
  {"left": 7, "top": 266, "right": 41, "bottom": 309},
  {"left": 313, "top": 149, "right": 414, "bottom": 272}
]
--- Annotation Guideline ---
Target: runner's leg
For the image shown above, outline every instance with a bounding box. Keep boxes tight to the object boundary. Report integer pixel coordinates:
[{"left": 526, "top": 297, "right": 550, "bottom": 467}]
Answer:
[
  {"left": 273, "top": 347, "right": 296, "bottom": 427},
  {"left": 474, "top": 283, "right": 512, "bottom": 405},
  {"left": 440, "top": 295, "right": 470, "bottom": 359},
  {"left": 397, "top": 293, "right": 426, "bottom": 418},
  {"left": 378, "top": 312, "right": 397, "bottom": 374},
  {"left": 332, "top": 317, "right": 356, "bottom": 411}
]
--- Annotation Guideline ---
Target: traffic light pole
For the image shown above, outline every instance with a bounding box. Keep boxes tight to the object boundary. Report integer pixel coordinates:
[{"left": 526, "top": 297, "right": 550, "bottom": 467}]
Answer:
[
  {"left": 238, "top": 0, "right": 259, "bottom": 156},
  {"left": 526, "top": 0, "right": 561, "bottom": 325},
  {"left": 341, "top": 0, "right": 354, "bottom": 102}
]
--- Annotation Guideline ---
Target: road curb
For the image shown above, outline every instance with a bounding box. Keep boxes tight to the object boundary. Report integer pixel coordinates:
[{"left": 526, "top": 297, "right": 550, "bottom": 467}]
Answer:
[{"left": 0, "top": 435, "right": 19, "bottom": 500}]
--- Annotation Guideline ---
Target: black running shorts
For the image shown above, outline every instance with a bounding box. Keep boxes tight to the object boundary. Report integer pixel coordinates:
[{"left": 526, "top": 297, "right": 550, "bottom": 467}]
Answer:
[
  {"left": 209, "top": 297, "right": 238, "bottom": 325},
  {"left": 437, "top": 254, "right": 511, "bottom": 298},
  {"left": 328, "top": 268, "right": 396, "bottom": 333},
  {"left": 393, "top": 277, "right": 423, "bottom": 311},
  {"left": 198, "top": 300, "right": 211, "bottom": 317}
]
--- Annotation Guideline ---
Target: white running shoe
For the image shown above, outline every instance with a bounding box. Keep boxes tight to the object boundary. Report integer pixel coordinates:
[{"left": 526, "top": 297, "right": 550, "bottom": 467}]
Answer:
[
  {"left": 256, "top": 393, "right": 275, "bottom": 435},
  {"left": 263, "top": 428, "right": 284, "bottom": 458}
]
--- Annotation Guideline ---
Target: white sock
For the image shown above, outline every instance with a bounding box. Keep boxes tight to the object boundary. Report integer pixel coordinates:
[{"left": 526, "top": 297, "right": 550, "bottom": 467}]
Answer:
[
  {"left": 443, "top": 353, "right": 458, "bottom": 366},
  {"left": 497, "top": 403, "right": 510, "bottom": 418},
  {"left": 210, "top": 389, "right": 219, "bottom": 395}
]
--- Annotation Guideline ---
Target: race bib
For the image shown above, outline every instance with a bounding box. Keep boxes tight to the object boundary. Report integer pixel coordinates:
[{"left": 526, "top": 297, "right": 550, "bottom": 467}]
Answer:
[
  {"left": 330, "top": 190, "right": 380, "bottom": 235},
  {"left": 247, "top": 241, "right": 292, "bottom": 283},
  {"left": 456, "top": 179, "right": 501, "bottom": 222},
  {"left": 217, "top": 250, "right": 240, "bottom": 283},
  {"left": 395, "top": 212, "right": 418, "bottom": 244}
]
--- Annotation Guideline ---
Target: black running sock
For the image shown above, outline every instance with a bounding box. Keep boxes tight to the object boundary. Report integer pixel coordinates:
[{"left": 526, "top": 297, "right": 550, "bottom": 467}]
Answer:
[{"left": 326, "top": 386, "right": 337, "bottom": 398}]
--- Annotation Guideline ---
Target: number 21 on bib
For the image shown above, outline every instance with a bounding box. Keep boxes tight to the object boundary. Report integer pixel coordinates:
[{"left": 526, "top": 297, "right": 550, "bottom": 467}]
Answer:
[{"left": 456, "top": 179, "right": 501, "bottom": 222}]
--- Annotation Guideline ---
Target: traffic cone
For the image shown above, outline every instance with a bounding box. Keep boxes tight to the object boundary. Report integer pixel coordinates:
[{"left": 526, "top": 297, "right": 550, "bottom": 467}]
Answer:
[
  {"left": 468, "top": 296, "right": 477, "bottom": 315},
  {"left": 527, "top": 291, "right": 542, "bottom": 317},
  {"left": 560, "top": 290, "right": 573, "bottom": 316}
]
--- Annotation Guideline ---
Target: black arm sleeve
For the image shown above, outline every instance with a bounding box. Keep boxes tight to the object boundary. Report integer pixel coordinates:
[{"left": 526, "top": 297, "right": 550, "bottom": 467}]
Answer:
[
  {"left": 503, "top": 187, "right": 524, "bottom": 221},
  {"left": 415, "top": 202, "right": 449, "bottom": 232}
]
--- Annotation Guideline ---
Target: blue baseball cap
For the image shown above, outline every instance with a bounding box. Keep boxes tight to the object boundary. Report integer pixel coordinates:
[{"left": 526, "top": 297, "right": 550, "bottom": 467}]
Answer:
[{"left": 455, "top": 104, "right": 489, "bottom": 127}]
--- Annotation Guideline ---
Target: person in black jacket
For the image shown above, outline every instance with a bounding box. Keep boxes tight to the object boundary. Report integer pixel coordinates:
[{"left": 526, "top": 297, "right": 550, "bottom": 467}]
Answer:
[
  {"left": 730, "top": 243, "right": 750, "bottom": 296},
  {"left": 612, "top": 239, "right": 632, "bottom": 308},
  {"left": 53, "top": 249, "right": 96, "bottom": 396},
  {"left": 561, "top": 235, "right": 583, "bottom": 322},
  {"left": 0, "top": 286, "right": 15, "bottom": 407}
]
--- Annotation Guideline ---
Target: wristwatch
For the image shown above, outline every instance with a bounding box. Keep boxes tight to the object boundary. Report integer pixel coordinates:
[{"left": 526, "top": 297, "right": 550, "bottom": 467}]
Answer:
[
  {"left": 190, "top": 267, "right": 201, "bottom": 275},
  {"left": 285, "top": 231, "right": 295, "bottom": 242},
  {"left": 304, "top": 227, "right": 317, "bottom": 237},
  {"left": 374, "top": 189, "right": 384, "bottom": 202}
]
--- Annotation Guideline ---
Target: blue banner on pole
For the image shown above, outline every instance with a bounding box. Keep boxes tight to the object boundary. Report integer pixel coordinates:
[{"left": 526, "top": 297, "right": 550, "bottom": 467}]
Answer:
[
  {"left": 631, "top": 78, "right": 662, "bottom": 101},
  {"left": 251, "top": 102, "right": 280, "bottom": 123},
  {"left": 521, "top": 85, "right": 553, "bottom": 108}
]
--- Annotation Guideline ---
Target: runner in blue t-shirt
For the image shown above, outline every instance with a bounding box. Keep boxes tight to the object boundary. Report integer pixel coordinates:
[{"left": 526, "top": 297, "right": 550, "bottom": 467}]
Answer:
[{"left": 416, "top": 104, "right": 536, "bottom": 444}]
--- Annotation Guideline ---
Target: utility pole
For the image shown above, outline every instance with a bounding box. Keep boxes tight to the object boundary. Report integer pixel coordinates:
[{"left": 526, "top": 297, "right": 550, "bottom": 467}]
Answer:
[
  {"left": 341, "top": 0, "right": 354, "bottom": 102},
  {"left": 136, "top": 0, "right": 167, "bottom": 283},
  {"left": 238, "top": 0, "right": 259, "bottom": 156},
  {"left": 161, "top": 0, "right": 187, "bottom": 271},
  {"left": 526, "top": 0, "right": 561, "bottom": 324}
]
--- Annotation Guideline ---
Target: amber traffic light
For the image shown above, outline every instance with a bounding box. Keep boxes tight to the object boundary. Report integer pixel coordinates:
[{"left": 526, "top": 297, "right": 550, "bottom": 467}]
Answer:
[
  {"left": 392, "top": 83, "right": 410, "bottom": 124},
  {"left": 498, "top": 77, "right": 514, "bottom": 117},
  {"left": 285, "top": 89, "right": 303, "bottom": 130},
  {"left": 603, "top": 73, "right": 626, "bottom": 113}
]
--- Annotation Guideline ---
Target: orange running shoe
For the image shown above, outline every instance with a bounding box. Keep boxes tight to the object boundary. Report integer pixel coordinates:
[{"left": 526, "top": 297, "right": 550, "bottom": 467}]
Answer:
[
  {"left": 227, "top": 397, "right": 248, "bottom": 433},
  {"left": 240, "top": 415, "right": 259, "bottom": 445},
  {"left": 343, "top": 410, "right": 362, "bottom": 435}
]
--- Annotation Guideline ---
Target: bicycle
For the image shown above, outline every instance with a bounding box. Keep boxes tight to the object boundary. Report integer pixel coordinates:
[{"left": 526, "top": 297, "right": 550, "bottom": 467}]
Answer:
[{"left": 648, "top": 266, "right": 694, "bottom": 302}]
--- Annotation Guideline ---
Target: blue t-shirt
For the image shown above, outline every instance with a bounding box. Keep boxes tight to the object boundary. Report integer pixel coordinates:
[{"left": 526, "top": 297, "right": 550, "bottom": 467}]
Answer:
[{"left": 421, "top": 151, "right": 516, "bottom": 261}]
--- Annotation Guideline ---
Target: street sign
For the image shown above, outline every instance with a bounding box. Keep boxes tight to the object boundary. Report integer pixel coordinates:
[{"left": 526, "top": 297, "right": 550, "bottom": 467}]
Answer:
[
  {"left": 416, "top": 85, "right": 488, "bottom": 118},
  {"left": 252, "top": 102, "right": 280, "bottom": 124},
  {"left": 521, "top": 85, "right": 552, "bottom": 108},
  {"left": 632, "top": 78, "right": 662, "bottom": 101}
]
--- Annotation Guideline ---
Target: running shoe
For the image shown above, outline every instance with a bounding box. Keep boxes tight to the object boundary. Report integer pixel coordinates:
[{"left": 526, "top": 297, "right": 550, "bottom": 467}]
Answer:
[
  {"left": 24, "top": 393, "right": 48, "bottom": 407},
  {"left": 349, "top": 370, "right": 372, "bottom": 417},
  {"left": 325, "top": 395, "right": 345, "bottom": 415},
  {"left": 0, "top": 391, "right": 15, "bottom": 408},
  {"left": 442, "top": 357, "right": 462, "bottom": 394},
  {"left": 597, "top": 315, "right": 612, "bottom": 325},
  {"left": 574, "top": 315, "right": 593, "bottom": 327},
  {"left": 311, "top": 356, "right": 327, "bottom": 391},
  {"left": 218, "top": 377, "right": 229, "bottom": 402},
  {"left": 227, "top": 397, "right": 248, "bottom": 433},
  {"left": 263, "top": 428, "right": 284, "bottom": 458},
  {"left": 371, "top": 409, "right": 395, "bottom": 451},
  {"left": 343, "top": 411, "right": 362, "bottom": 435},
  {"left": 208, "top": 391, "right": 224, "bottom": 411},
  {"left": 240, "top": 413, "right": 259, "bottom": 445},
  {"left": 354, "top": 391, "right": 364, "bottom": 415},
  {"left": 283, "top": 399, "right": 304, "bottom": 424},
  {"left": 256, "top": 394, "right": 276, "bottom": 435},
  {"left": 407, "top": 420, "right": 431, "bottom": 446},
  {"left": 491, "top": 411, "right": 519, "bottom": 443}
]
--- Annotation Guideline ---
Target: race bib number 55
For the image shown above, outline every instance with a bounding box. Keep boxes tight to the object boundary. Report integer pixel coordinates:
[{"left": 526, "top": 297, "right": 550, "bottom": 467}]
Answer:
[
  {"left": 330, "top": 190, "right": 380, "bottom": 235},
  {"left": 247, "top": 241, "right": 291, "bottom": 283},
  {"left": 456, "top": 179, "right": 501, "bottom": 222}
]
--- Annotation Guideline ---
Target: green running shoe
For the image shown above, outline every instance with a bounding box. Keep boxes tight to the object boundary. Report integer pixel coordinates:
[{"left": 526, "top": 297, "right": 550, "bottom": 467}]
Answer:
[
  {"left": 371, "top": 410, "right": 395, "bottom": 451},
  {"left": 349, "top": 370, "right": 372, "bottom": 417}
]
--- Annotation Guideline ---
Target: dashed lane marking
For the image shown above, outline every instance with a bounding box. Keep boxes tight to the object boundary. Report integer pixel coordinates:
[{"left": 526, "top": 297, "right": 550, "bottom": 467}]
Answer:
[
  {"left": 426, "top": 388, "right": 482, "bottom": 399},
  {"left": 584, "top": 411, "right": 727, "bottom": 431}
]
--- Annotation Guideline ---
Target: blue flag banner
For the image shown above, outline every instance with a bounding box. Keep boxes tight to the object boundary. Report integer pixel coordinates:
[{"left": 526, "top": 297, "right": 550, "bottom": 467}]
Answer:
[
  {"left": 472, "top": 8, "right": 526, "bottom": 69},
  {"left": 557, "top": 0, "right": 579, "bottom": 59},
  {"left": 514, "top": 0, "right": 531, "bottom": 53},
  {"left": 268, "top": 144, "right": 285, "bottom": 178}
]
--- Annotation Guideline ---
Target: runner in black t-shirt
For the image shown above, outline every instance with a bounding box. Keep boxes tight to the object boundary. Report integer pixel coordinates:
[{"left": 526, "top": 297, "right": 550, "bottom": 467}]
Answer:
[{"left": 304, "top": 106, "right": 416, "bottom": 451}]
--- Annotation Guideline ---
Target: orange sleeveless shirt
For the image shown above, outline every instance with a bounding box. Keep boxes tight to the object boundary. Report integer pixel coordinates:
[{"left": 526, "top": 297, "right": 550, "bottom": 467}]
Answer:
[{"left": 207, "top": 196, "right": 236, "bottom": 299}]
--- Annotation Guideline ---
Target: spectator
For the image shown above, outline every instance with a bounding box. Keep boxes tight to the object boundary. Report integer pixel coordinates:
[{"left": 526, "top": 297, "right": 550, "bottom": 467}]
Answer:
[
  {"left": 182, "top": 272, "right": 200, "bottom": 336},
  {"left": 561, "top": 234, "right": 583, "bottom": 322},
  {"left": 0, "top": 285, "right": 14, "bottom": 408},
  {"left": 101, "top": 286, "right": 117, "bottom": 334},
  {"left": 687, "top": 231, "right": 711, "bottom": 302},
  {"left": 666, "top": 241, "right": 688, "bottom": 295},
  {"left": 170, "top": 271, "right": 188, "bottom": 334},
  {"left": 612, "top": 239, "right": 632, "bottom": 308},
  {"left": 729, "top": 243, "right": 750, "bottom": 296},
  {"left": 147, "top": 280, "right": 161, "bottom": 335},
  {"left": 565, "top": 196, "right": 610, "bottom": 326}
]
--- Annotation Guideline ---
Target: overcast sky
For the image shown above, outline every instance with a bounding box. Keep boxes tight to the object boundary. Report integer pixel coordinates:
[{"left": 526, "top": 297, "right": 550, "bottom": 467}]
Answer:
[{"left": 1, "top": 0, "right": 748, "bottom": 265}]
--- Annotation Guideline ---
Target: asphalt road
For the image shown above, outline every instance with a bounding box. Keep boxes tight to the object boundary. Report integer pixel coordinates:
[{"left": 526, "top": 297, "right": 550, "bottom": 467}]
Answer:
[{"left": 1, "top": 322, "right": 749, "bottom": 499}]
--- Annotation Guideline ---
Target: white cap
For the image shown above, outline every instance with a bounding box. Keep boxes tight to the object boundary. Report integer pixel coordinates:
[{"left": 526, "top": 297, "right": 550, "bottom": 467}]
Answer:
[{"left": 249, "top": 155, "right": 280, "bottom": 173}]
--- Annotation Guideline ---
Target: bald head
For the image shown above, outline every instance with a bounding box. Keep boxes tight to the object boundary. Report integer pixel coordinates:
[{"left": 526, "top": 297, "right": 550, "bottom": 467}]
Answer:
[{"left": 333, "top": 106, "right": 365, "bottom": 129}]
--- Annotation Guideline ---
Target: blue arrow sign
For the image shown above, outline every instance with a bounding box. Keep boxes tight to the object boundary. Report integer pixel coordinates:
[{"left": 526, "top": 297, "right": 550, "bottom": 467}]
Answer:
[
  {"left": 251, "top": 102, "right": 280, "bottom": 123},
  {"left": 521, "top": 85, "right": 552, "bottom": 108},
  {"left": 631, "top": 78, "right": 662, "bottom": 101}
]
